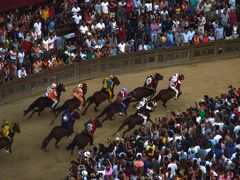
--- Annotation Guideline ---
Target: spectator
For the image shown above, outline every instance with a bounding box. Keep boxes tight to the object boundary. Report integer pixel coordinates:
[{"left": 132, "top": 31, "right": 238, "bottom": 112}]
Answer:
[
  {"left": 215, "top": 24, "right": 224, "bottom": 40},
  {"left": 17, "top": 66, "right": 27, "bottom": 78}
]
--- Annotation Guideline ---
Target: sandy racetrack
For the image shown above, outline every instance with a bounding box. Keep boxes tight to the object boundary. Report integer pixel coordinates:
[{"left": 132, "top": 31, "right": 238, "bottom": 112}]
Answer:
[{"left": 0, "top": 58, "right": 240, "bottom": 180}]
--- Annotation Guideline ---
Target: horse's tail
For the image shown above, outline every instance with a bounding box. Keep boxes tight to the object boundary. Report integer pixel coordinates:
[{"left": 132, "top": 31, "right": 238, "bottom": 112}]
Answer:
[
  {"left": 23, "top": 101, "right": 37, "bottom": 116},
  {"left": 41, "top": 130, "right": 54, "bottom": 150}
]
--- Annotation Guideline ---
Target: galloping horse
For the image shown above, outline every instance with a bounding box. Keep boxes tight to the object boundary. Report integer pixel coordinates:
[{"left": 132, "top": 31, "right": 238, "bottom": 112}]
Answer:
[
  {"left": 51, "top": 83, "right": 88, "bottom": 124},
  {"left": 66, "top": 119, "right": 102, "bottom": 154},
  {"left": 0, "top": 123, "right": 21, "bottom": 153},
  {"left": 82, "top": 76, "right": 120, "bottom": 115},
  {"left": 152, "top": 74, "right": 184, "bottom": 107},
  {"left": 23, "top": 83, "right": 66, "bottom": 119},
  {"left": 129, "top": 73, "right": 163, "bottom": 103},
  {"left": 41, "top": 112, "right": 80, "bottom": 151},
  {"left": 96, "top": 92, "right": 134, "bottom": 123},
  {"left": 113, "top": 101, "right": 156, "bottom": 137}
]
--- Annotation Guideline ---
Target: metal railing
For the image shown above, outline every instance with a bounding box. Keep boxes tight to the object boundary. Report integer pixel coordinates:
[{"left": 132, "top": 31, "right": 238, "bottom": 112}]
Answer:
[{"left": 0, "top": 39, "right": 240, "bottom": 103}]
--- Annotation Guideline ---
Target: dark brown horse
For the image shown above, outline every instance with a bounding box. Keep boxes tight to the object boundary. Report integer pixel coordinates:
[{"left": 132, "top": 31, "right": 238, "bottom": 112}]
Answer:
[
  {"left": 152, "top": 74, "right": 184, "bottom": 107},
  {"left": 41, "top": 112, "right": 80, "bottom": 151},
  {"left": 129, "top": 73, "right": 163, "bottom": 103},
  {"left": 51, "top": 83, "right": 88, "bottom": 125},
  {"left": 23, "top": 83, "right": 66, "bottom": 119},
  {"left": 95, "top": 92, "right": 134, "bottom": 123},
  {"left": 66, "top": 119, "right": 102, "bottom": 154},
  {"left": 82, "top": 76, "right": 120, "bottom": 115},
  {"left": 113, "top": 101, "right": 156, "bottom": 137},
  {"left": 0, "top": 123, "right": 21, "bottom": 153}
]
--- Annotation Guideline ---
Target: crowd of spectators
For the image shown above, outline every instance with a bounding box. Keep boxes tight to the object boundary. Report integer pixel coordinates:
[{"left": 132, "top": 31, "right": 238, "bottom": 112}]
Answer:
[
  {"left": 0, "top": 0, "right": 239, "bottom": 83},
  {"left": 65, "top": 86, "right": 240, "bottom": 180}
]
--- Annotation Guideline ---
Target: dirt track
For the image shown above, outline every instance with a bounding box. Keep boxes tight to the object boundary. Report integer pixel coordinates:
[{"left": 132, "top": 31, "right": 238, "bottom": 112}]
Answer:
[{"left": 0, "top": 57, "right": 240, "bottom": 180}]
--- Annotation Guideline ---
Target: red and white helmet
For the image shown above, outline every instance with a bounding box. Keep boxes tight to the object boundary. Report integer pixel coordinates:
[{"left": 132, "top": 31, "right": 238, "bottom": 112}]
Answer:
[
  {"left": 51, "top": 83, "right": 57, "bottom": 89},
  {"left": 109, "top": 74, "right": 114, "bottom": 79}
]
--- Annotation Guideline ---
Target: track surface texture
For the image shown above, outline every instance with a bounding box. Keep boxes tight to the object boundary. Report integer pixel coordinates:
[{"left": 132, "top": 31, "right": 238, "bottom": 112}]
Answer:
[{"left": 0, "top": 58, "right": 240, "bottom": 180}]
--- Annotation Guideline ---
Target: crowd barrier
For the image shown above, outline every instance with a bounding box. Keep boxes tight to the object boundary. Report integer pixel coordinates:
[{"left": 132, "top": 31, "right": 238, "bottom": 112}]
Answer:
[{"left": 0, "top": 39, "right": 240, "bottom": 104}]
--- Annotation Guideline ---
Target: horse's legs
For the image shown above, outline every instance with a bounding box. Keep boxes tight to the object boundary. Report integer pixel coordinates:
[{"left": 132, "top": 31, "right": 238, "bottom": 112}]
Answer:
[
  {"left": 28, "top": 109, "right": 38, "bottom": 119},
  {"left": 163, "top": 102, "right": 167, "bottom": 108},
  {"left": 94, "top": 102, "right": 101, "bottom": 112},
  {"left": 55, "top": 139, "right": 61, "bottom": 148},
  {"left": 71, "top": 144, "right": 75, "bottom": 155},
  {"left": 122, "top": 126, "right": 133, "bottom": 138},
  {"left": 100, "top": 116, "right": 109, "bottom": 123},
  {"left": 82, "top": 101, "right": 93, "bottom": 115}
]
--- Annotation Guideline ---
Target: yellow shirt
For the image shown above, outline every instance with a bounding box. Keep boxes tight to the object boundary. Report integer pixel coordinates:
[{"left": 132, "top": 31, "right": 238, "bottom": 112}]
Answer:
[
  {"left": 146, "top": 144, "right": 156, "bottom": 157},
  {"left": 41, "top": 8, "right": 49, "bottom": 20}
]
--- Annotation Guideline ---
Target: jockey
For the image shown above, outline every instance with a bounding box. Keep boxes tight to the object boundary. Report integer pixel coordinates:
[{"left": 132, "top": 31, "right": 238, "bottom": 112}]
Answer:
[
  {"left": 137, "top": 98, "right": 153, "bottom": 125},
  {"left": 169, "top": 73, "right": 182, "bottom": 100},
  {"left": 1, "top": 120, "right": 10, "bottom": 140},
  {"left": 102, "top": 75, "right": 114, "bottom": 102},
  {"left": 61, "top": 109, "right": 75, "bottom": 137},
  {"left": 84, "top": 119, "right": 95, "bottom": 145},
  {"left": 45, "top": 83, "right": 58, "bottom": 109},
  {"left": 116, "top": 88, "right": 129, "bottom": 116},
  {"left": 73, "top": 83, "right": 84, "bottom": 110}
]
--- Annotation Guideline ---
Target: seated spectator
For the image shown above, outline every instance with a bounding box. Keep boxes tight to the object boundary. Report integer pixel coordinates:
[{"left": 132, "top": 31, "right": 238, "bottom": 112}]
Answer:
[{"left": 202, "top": 32, "right": 209, "bottom": 43}]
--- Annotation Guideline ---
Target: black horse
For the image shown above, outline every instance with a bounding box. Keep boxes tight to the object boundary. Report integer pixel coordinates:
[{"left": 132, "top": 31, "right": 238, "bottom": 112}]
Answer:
[
  {"left": 41, "top": 112, "right": 80, "bottom": 151},
  {"left": 23, "top": 83, "right": 66, "bottom": 119},
  {"left": 66, "top": 119, "right": 102, "bottom": 154},
  {"left": 0, "top": 123, "right": 21, "bottom": 153},
  {"left": 152, "top": 74, "right": 184, "bottom": 107},
  {"left": 113, "top": 101, "right": 156, "bottom": 137},
  {"left": 129, "top": 73, "right": 163, "bottom": 103},
  {"left": 51, "top": 83, "right": 88, "bottom": 125},
  {"left": 82, "top": 76, "right": 120, "bottom": 115},
  {"left": 96, "top": 92, "right": 134, "bottom": 123}
]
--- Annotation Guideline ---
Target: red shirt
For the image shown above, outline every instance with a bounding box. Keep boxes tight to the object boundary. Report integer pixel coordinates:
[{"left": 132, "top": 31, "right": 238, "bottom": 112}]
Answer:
[
  {"left": 202, "top": 36, "right": 209, "bottom": 43},
  {"left": 229, "top": 11, "right": 236, "bottom": 26},
  {"left": 118, "top": 25, "right": 126, "bottom": 41}
]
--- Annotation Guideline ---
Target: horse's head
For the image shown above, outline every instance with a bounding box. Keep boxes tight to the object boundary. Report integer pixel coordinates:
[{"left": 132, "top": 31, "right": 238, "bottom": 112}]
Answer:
[
  {"left": 113, "top": 76, "right": 120, "bottom": 86},
  {"left": 12, "top": 123, "right": 21, "bottom": 134},
  {"left": 57, "top": 83, "right": 66, "bottom": 93},
  {"left": 178, "top": 73, "right": 185, "bottom": 81},
  {"left": 72, "top": 111, "right": 80, "bottom": 120},
  {"left": 154, "top": 73, "right": 164, "bottom": 81},
  {"left": 82, "top": 83, "right": 88, "bottom": 95},
  {"left": 94, "top": 119, "right": 103, "bottom": 128}
]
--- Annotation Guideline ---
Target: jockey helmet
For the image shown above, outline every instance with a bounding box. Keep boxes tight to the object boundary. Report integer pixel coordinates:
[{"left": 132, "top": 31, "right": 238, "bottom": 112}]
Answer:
[
  {"left": 109, "top": 74, "right": 114, "bottom": 79},
  {"left": 51, "top": 83, "right": 57, "bottom": 89},
  {"left": 121, "top": 88, "right": 127, "bottom": 92},
  {"left": 78, "top": 83, "right": 83, "bottom": 88},
  {"left": 3, "top": 120, "right": 9, "bottom": 125},
  {"left": 142, "top": 98, "right": 148, "bottom": 103}
]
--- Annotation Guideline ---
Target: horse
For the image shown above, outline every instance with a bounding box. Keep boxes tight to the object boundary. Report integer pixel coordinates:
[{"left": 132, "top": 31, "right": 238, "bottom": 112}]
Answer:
[
  {"left": 50, "top": 83, "right": 88, "bottom": 125},
  {"left": 152, "top": 74, "right": 185, "bottom": 107},
  {"left": 66, "top": 119, "right": 102, "bottom": 154},
  {"left": 95, "top": 92, "right": 134, "bottom": 123},
  {"left": 0, "top": 123, "right": 21, "bottom": 153},
  {"left": 113, "top": 101, "right": 157, "bottom": 138},
  {"left": 82, "top": 76, "right": 120, "bottom": 115},
  {"left": 23, "top": 83, "right": 66, "bottom": 119},
  {"left": 129, "top": 73, "right": 163, "bottom": 103},
  {"left": 41, "top": 112, "right": 80, "bottom": 151}
]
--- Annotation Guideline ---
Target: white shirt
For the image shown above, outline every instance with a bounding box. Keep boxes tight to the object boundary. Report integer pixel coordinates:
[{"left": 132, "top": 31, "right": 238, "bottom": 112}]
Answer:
[
  {"left": 101, "top": 2, "right": 109, "bottom": 14},
  {"left": 182, "top": 33, "right": 189, "bottom": 43},
  {"left": 71, "top": 7, "right": 81, "bottom": 16},
  {"left": 167, "top": 163, "right": 178, "bottom": 175},
  {"left": 73, "top": 15, "right": 82, "bottom": 25},
  {"left": 48, "top": 37, "right": 54, "bottom": 49},
  {"left": 18, "top": 69, "right": 27, "bottom": 78},
  {"left": 79, "top": 25, "right": 89, "bottom": 34},
  {"left": 187, "top": 30, "right": 195, "bottom": 41},
  {"left": 42, "top": 39, "right": 49, "bottom": 51},
  {"left": 95, "top": 22, "right": 105, "bottom": 30},
  {"left": 145, "top": 3, "right": 153, "bottom": 12},
  {"left": 18, "top": 52, "right": 25, "bottom": 64},
  {"left": 118, "top": 43, "right": 126, "bottom": 53},
  {"left": 33, "top": 22, "right": 42, "bottom": 36}
]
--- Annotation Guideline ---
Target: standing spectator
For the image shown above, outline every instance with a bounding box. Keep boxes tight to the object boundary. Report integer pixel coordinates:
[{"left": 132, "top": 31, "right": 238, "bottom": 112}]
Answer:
[
  {"left": 117, "top": 41, "right": 126, "bottom": 54},
  {"left": 101, "top": 0, "right": 109, "bottom": 18},
  {"left": 109, "top": 0, "right": 117, "bottom": 18},
  {"left": 150, "top": 20, "right": 158, "bottom": 43},
  {"left": 18, "top": 48, "right": 25, "bottom": 65},
  {"left": 33, "top": 19, "right": 42, "bottom": 38},
  {"left": 17, "top": 66, "right": 27, "bottom": 78},
  {"left": 203, "top": 1, "right": 212, "bottom": 20},
  {"left": 221, "top": 10, "right": 230, "bottom": 28},
  {"left": 71, "top": 3, "right": 81, "bottom": 16},
  {"left": 182, "top": 29, "right": 189, "bottom": 45},
  {"left": 215, "top": 24, "right": 224, "bottom": 40},
  {"left": 72, "top": 12, "right": 82, "bottom": 25},
  {"left": 187, "top": 27, "right": 195, "bottom": 44},
  {"left": 175, "top": 28, "right": 183, "bottom": 46},
  {"left": 202, "top": 32, "right": 209, "bottom": 43}
]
